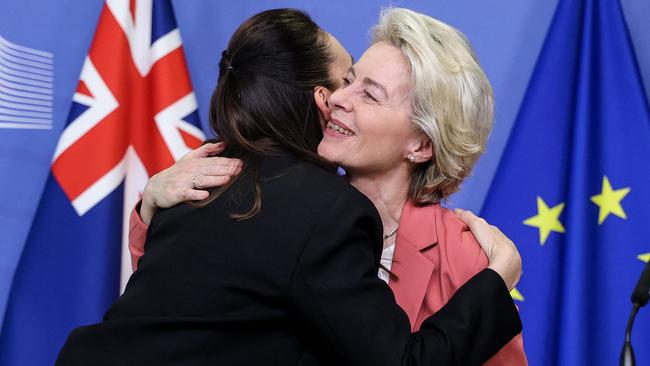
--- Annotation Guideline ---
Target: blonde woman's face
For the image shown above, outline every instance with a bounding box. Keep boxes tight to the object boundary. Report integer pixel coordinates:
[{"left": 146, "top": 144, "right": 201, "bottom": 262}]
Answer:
[{"left": 318, "top": 42, "right": 421, "bottom": 175}]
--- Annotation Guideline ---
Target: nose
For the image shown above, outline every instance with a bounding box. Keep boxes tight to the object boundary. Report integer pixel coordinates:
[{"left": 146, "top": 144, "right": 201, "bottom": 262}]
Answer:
[{"left": 329, "top": 85, "right": 353, "bottom": 113}]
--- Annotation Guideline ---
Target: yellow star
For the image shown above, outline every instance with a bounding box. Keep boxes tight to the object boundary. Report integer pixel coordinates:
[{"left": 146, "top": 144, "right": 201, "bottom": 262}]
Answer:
[
  {"left": 590, "top": 176, "right": 630, "bottom": 225},
  {"left": 523, "top": 196, "right": 565, "bottom": 245},
  {"left": 510, "top": 287, "right": 524, "bottom": 302},
  {"left": 638, "top": 253, "right": 650, "bottom": 263}
]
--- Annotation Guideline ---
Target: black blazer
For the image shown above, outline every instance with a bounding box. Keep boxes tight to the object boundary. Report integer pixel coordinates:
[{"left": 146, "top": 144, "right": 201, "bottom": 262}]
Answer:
[{"left": 57, "top": 151, "right": 521, "bottom": 366}]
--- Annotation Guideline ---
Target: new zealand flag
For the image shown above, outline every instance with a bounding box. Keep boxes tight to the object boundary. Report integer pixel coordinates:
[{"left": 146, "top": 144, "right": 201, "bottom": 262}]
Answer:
[{"left": 0, "top": 1, "right": 204, "bottom": 364}]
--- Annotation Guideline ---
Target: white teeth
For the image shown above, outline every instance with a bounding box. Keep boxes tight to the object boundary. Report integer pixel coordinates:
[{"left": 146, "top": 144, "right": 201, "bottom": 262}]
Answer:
[{"left": 327, "top": 121, "right": 354, "bottom": 136}]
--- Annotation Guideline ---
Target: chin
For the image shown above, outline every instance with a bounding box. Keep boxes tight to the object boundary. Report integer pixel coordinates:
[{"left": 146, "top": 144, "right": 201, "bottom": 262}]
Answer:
[
  {"left": 317, "top": 143, "right": 332, "bottom": 159},
  {"left": 317, "top": 143, "right": 341, "bottom": 165}
]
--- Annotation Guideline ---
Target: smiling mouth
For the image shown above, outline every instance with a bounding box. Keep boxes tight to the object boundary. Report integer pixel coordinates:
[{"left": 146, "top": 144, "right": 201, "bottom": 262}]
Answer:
[{"left": 326, "top": 121, "right": 355, "bottom": 136}]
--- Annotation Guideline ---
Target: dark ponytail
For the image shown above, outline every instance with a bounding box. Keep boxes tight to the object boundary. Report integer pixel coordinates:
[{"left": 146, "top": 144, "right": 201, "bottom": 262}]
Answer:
[{"left": 199, "top": 9, "right": 337, "bottom": 219}]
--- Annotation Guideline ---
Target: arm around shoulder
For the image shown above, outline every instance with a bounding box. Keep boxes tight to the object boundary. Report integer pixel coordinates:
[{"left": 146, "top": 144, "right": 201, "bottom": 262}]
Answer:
[
  {"left": 289, "top": 189, "right": 522, "bottom": 366},
  {"left": 420, "top": 268, "right": 522, "bottom": 365}
]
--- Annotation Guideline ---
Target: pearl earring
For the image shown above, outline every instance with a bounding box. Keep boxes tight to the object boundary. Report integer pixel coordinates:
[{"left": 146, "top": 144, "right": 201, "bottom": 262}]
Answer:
[{"left": 408, "top": 155, "right": 415, "bottom": 162}]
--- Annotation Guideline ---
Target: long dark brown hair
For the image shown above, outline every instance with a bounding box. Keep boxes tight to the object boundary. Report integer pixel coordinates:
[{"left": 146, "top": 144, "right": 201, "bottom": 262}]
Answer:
[{"left": 199, "top": 9, "right": 337, "bottom": 219}]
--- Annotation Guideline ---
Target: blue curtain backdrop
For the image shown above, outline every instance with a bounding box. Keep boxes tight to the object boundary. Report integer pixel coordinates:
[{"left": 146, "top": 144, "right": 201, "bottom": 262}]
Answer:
[
  {"left": 481, "top": 0, "right": 650, "bottom": 365},
  {"left": 0, "top": 0, "right": 649, "bottom": 365}
]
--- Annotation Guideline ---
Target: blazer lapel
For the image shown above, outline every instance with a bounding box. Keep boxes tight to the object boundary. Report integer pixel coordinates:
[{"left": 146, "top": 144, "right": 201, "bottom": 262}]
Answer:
[{"left": 388, "top": 201, "right": 438, "bottom": 330}]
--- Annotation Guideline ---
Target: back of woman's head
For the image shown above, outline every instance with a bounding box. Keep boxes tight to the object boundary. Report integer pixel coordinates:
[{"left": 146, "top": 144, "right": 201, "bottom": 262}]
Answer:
[
  {"left": 204, "top": 9, "right": 336, "bottom": 218},
  {"left": 210, "top": 9, "right": 335, "bottom": 161}
]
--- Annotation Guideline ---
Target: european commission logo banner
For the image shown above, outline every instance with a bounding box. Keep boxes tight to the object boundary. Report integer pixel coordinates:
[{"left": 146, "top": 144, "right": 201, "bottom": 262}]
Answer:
[{"left": 0, "top": 35, "right": 54, "bottom": 130}]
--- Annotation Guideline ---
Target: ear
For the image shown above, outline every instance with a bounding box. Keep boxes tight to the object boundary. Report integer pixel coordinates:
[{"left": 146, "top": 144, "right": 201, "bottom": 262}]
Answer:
[
  {"left": 406, "top": 137, "right": 434, "bottom": 163},
  {"left": 313, "top": 86, "right": 333, "bottom": 121}
]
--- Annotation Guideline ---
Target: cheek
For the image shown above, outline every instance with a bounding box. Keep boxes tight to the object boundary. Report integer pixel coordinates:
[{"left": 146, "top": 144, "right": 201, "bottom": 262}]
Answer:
[
  {"left": 357, "top": 117, "right": 408, "bottom": 154},
  {"left": 362, "top": 136, "right": 403, "bottom": 161}
]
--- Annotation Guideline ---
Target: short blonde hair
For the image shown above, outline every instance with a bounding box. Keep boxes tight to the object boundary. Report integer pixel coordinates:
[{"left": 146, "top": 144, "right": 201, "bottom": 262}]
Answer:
[{"left": 372, "top": 8, "right": 494, "bottom": 204}]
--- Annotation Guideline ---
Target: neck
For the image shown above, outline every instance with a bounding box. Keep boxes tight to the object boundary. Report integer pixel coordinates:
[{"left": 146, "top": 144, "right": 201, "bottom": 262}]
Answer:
[{"left": 347, "top": 166, "right": 411, "bottom": 235}]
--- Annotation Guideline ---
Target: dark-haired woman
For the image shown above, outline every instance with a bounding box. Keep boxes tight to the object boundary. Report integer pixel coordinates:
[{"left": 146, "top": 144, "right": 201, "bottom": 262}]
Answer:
[{"left": 57, "top": 9, "right": 521, "bottom": 366}]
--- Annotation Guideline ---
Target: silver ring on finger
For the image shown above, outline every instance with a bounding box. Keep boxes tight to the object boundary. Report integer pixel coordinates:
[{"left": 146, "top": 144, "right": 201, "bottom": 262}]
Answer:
[{"left": 192, "top": 176, "right": 200, "bottom": 189}]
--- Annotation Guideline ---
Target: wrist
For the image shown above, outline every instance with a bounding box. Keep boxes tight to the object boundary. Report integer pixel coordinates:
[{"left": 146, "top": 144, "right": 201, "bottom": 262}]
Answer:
[
  {"left": 140, "top": 181, "right": 158, "bottom": 225},
  {"left": 487, "top": 259, "right": 519, "bottom": 291}
]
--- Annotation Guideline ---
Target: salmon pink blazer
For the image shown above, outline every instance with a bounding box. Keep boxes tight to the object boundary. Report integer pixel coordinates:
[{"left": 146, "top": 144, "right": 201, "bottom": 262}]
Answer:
[{"left": 390, "top": 200, "right": 527, "bottom": 365}]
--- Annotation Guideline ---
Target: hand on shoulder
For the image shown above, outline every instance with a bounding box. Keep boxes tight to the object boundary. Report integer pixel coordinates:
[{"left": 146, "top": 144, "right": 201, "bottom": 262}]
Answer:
[
  {"left": 140, "top": 142, "right": 242, "bottom": 225},
  {"left": 455, "top": 209, "right": 522, "bottom": 291}
]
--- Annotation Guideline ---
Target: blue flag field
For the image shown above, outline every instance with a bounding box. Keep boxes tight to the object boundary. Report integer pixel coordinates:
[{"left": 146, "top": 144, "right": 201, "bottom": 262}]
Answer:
[{"left": 481, "top": 0, "right": 650, "bottom": 365}]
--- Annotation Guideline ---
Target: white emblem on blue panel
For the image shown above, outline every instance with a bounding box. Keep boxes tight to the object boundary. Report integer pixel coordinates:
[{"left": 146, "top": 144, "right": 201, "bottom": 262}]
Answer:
[{"left": 0, "top": 35, "right": 54, "bottom": 129}]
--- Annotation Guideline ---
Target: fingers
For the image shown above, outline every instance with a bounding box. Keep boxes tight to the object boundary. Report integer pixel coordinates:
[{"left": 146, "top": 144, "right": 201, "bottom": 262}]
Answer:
[
  {"left": 180, "top": 142, "right": 243, "bottom": 176},
  {"left": 455, "top": 209, "right": 522, "bottom": 288},
  {"left": 190, "top": 157, "right": 241, "bottom": 190},
  {"left": 179, "top": 188, "right": 210, "bottom": 202},
  {"left": 148, "top": 143, "right": 242, "bottom": 209},
  {"left": 455, "top": 208, "right": 494, "bottom": 254},
  {"left": 201, "top": 157, "right": 243, "bottom": 176},
  {"left": 455, "top": 208, "right": 487, "bottom": 230},
  {"left": 456, "top": 209, "right": 508, "bottom": 248},
  {"left": 190, "top": 141, "right": 226, "bottom": 158},
  {"left": 190, "top": 175, "right": 231, "bottom": 190},
  {"left": 491, "top": 226, "right": 511, "bottom": 246},
  {"left": 202, "top": 141, "right": 226, "bottom": 156}
]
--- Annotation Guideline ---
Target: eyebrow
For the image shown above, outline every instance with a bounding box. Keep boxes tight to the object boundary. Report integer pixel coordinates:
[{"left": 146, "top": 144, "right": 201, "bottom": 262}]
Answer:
[
  {"left": 347, "top": 66, "right": 388, "bottom": 99},
  {"left": 363, "top": 77, "right": 388, "bottom": 99}
]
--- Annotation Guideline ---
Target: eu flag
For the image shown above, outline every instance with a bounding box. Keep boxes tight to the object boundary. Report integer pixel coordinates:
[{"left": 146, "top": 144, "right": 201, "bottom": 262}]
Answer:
[{"left": 480, "top": 0, "right": 650, "bottom": 365}]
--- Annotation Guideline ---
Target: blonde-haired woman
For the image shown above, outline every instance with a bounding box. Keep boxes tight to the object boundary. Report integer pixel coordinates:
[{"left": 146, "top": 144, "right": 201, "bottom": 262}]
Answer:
[
  {"left": 130, "top": 7, "right": 526, "bottom": 365},
  {"left": 318, "top": 8, "right": 527, "bottom": 364}
]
